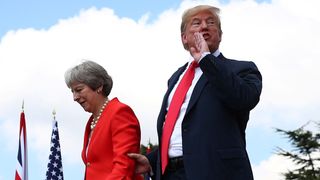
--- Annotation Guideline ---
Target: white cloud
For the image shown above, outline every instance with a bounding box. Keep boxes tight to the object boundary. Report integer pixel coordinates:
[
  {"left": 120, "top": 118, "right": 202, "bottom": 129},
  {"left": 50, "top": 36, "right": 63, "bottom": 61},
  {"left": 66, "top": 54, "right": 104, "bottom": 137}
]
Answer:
[
  {"left": 0, "top": 0, "right": 319, "bottom": 178},
  {"left": 253, "top": 152, "right": 320, "bottom": 180},
  {"left": 252, "top": 154, "right": 295, "bottom": 180}
]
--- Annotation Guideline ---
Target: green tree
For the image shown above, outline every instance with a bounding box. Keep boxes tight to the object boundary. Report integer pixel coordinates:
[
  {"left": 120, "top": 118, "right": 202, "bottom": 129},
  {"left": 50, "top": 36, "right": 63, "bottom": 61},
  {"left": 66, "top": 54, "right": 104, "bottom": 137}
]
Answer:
[{"left": 275, "top": 121, "right": 320, "bottom": 180}]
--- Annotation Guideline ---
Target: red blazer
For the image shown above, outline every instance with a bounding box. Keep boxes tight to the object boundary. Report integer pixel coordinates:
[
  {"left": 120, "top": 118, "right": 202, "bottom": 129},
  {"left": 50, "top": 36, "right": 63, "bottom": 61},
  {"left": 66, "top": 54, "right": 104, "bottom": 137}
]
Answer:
[{"left": 82, "top": 98, "right": 142, "bottom": 180}]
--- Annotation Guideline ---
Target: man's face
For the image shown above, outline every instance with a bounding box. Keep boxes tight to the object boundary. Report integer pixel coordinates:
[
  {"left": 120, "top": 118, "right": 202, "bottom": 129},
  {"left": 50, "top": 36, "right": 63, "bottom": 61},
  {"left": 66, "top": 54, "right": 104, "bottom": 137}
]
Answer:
[{"left": 182, "top": 10, "right": 222, "bottom": 53}]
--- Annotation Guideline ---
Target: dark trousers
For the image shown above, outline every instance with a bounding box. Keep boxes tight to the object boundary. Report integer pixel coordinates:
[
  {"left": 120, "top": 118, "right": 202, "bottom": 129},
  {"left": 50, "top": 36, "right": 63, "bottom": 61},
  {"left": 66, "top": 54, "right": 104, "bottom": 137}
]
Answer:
[
  {"left": 163, "top": 167, "right": 186, "bottom": 180},
  {"left": 162, "top": 157, "right": 186, "bottom": 180}
]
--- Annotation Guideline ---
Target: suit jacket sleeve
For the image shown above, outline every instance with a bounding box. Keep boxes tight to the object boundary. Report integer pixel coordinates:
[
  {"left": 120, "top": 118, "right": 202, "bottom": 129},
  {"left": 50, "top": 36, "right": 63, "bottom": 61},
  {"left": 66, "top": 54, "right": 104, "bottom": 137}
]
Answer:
[
  {"left": 200, "top": 54, "right": 262, "bottom": 111},
  {"left": 107, "top": 105, "right": 142, "bottom": 180}
]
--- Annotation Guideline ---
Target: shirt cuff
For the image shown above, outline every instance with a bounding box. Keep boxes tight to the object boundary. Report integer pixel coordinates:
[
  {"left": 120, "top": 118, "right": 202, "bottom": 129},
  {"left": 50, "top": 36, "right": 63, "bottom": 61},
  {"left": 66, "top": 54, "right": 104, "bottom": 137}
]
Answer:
[{"left": 149, "top": 167, "right": 154, "bottom": 176}]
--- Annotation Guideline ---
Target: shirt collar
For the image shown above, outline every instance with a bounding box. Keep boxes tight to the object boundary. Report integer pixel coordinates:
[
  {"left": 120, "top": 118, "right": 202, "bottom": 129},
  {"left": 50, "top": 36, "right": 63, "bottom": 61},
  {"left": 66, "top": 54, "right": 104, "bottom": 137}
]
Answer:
[{"left": 213, "top": 49, "right": 220, "bottom": 57}]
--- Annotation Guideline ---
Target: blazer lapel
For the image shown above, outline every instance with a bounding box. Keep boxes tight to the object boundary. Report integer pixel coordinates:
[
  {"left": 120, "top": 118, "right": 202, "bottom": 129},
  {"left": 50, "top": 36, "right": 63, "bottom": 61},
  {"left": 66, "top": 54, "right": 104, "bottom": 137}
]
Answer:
[
  {"left": 186, "top": 53, "right": 225, "bottom": 113},
  {"left": 82, "top": 116, "right": 92, "bottom": 163},
  {"left": 186, "top": 74, "right": 207, "bottom": 114},
  {"left": 157, "top": 63, "right": 188, "bottom": 134}
]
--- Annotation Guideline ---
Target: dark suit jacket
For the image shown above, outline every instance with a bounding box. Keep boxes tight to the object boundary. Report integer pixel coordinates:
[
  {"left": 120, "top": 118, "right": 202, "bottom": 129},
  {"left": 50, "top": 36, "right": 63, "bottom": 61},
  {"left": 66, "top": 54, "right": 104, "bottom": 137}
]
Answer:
[{"left": 148, "top": 53, "right": 262, "bottom": 180}]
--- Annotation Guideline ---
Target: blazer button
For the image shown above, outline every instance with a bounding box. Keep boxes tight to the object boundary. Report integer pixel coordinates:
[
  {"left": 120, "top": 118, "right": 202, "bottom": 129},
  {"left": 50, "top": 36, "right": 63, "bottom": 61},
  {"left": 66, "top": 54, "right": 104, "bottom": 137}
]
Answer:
[{"left": 86, "top": 162, "right": 91, "bottom": 166}]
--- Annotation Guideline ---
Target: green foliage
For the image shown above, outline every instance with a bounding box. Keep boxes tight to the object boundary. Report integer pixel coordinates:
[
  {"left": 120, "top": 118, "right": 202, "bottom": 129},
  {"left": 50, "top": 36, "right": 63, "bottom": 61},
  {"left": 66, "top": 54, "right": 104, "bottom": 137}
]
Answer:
[{"left": 275, "top": 121, "right": 320, "bottom": 180}]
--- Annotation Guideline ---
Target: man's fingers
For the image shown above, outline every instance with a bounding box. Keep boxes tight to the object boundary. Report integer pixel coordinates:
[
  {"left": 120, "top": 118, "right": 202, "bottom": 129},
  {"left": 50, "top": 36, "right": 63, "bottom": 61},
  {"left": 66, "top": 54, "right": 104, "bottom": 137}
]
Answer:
[{"left": 127, "top": 153, "right": 139, "bottom": 159}]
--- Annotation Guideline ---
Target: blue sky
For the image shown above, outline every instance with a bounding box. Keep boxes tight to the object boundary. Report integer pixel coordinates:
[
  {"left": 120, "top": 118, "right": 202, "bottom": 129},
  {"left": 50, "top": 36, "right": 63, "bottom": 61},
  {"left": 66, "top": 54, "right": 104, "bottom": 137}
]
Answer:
[
  {"left": 0, "top": 0, "right": 182, "bottom": 38},
  {"left": 0, "top": 0, "right": 319, "bottom": 179},
  {"left": 0, "top": 0, "right": 272, "bottom": 38}
]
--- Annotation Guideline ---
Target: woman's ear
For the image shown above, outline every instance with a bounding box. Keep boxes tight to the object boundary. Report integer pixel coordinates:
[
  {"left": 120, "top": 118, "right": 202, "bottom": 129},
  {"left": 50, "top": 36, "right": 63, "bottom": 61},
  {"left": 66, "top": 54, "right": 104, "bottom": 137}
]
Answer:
[{"left": 97, "top": 86, "right": 103, "bottom": 94}]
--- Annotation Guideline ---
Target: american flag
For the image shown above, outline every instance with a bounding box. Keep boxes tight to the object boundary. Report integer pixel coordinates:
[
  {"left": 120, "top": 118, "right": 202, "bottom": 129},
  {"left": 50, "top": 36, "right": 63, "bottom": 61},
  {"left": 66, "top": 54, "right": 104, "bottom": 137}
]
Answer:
[
  {"left": 45, "top": 114, "right": 64, "bottom": 180},
  {"left": 15, "top": 111, "right": 28, "bottom": 180}
]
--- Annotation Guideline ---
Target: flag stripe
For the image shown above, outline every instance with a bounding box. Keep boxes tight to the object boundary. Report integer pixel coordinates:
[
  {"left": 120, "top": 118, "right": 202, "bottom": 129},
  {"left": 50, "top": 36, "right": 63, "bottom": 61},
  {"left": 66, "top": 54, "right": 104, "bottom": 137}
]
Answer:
[{"left": 15, "top": 112, "right": 28, "bottom": 180}]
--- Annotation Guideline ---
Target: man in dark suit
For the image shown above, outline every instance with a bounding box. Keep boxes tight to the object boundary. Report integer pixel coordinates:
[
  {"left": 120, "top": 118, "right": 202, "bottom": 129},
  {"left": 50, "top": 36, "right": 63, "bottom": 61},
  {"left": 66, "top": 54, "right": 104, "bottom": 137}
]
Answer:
[{"left": 129, "top": 5, "right": 262, "bottom": 180}]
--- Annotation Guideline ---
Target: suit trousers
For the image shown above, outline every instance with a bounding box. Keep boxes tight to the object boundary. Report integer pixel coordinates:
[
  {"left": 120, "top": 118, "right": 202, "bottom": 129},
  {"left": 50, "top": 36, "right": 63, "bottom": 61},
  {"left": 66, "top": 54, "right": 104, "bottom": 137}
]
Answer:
[{"left": 163, "top": 167, "right": 186, "bottom": 180}]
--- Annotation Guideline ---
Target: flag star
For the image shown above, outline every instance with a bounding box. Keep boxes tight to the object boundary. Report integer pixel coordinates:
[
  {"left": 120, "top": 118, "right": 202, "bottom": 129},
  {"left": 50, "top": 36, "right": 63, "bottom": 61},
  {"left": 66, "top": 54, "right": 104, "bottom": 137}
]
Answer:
[
  {"left": 52, "top": 134, "right": 56, "bottom": 139},
  {"left": 55, "top": 154, "right": 60, "bottom": 160},
  {"left": 51, "top": 170, "right": 56, "bottom": 176},
  {"left": 53, "top": 162, "right": 58, "bottom": 168}
]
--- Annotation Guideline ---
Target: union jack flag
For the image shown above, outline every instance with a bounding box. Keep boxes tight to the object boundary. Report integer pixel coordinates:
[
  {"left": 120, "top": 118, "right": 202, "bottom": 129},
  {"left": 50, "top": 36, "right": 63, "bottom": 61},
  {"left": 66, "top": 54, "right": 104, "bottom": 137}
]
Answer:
[
  {"left": 45, "top": 113, "right": 64, "bottom": 180},
  {"left": 15, "top": 111, "right": 28, "bottom": 180}
]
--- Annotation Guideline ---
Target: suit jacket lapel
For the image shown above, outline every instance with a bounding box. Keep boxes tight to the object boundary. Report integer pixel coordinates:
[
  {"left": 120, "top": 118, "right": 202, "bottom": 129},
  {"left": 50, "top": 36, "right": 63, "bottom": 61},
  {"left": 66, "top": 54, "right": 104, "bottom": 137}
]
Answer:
[
  {"left": 186, "top": 74, "right": 207, "bottom": 114},
  {"left": 157, "top": 63, "right": 188, "bottom": 135},
  {"left": 158, "top": 62, "right": 209, "bottom": 129},
  {"left": 186, "top": 53, "right": 224, "bottom": 113},
  {"left": 82, "top": 116, "right": 92, "bottom": 163}
]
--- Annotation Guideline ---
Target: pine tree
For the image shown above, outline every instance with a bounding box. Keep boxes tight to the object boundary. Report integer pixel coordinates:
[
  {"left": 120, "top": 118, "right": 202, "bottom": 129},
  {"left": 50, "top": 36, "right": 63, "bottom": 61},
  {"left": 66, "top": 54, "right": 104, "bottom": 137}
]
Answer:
[{"left": 275, "top": 121, "right": 320, "bottom": 180}]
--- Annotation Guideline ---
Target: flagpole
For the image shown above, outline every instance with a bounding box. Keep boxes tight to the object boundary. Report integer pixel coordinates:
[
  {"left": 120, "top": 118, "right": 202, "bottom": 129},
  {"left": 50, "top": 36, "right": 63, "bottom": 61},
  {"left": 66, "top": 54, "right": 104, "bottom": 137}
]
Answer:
[
  {"left": 52, "top": 109, "right": 56, "bottom": 121},
  {"left": 22, "top": 100, "right": 24, "bottom": 112}
]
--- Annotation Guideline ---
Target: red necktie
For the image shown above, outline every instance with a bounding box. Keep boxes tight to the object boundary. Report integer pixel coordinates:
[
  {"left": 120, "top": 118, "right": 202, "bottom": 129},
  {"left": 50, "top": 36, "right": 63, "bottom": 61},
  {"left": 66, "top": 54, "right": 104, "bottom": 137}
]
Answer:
[{"left": 161, "top": 60, "right": 199, "bottom": 174}]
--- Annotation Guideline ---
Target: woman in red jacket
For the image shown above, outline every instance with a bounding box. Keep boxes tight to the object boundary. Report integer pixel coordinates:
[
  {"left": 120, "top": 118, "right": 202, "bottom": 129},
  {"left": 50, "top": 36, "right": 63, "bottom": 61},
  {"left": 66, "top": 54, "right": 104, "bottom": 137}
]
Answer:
[{"left": 65, "top": 60, "right": 143, "bottom": 180}]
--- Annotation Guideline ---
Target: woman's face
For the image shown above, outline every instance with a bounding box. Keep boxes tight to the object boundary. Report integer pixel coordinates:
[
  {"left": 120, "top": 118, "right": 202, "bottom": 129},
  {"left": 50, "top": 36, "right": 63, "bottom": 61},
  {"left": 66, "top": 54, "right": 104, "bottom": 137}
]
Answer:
[{"left": 70, "top": 82, "right": 99, "bottom": 113}]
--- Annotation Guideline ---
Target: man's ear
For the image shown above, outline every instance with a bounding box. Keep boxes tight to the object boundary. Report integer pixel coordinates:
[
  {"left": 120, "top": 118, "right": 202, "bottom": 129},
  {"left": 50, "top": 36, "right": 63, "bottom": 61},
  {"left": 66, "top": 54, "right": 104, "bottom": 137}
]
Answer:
[
  {"left": 181, "top": 32, "right": 189, "bottom": 50},
  {"left": 218, "top": 30, "right": 223, "bottom": 43},
  {"left": 181, "top": 32, "right": 187, "bottom": 44}
]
